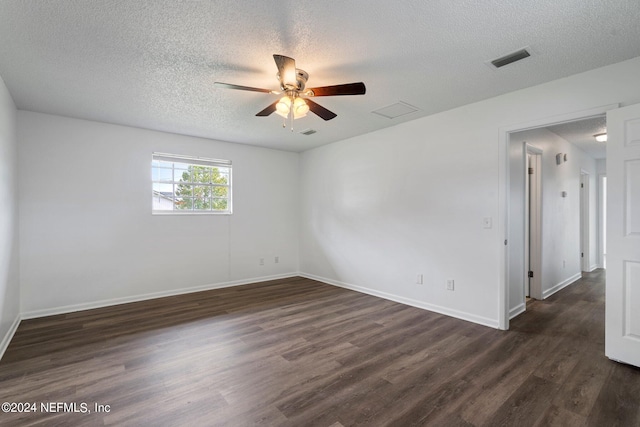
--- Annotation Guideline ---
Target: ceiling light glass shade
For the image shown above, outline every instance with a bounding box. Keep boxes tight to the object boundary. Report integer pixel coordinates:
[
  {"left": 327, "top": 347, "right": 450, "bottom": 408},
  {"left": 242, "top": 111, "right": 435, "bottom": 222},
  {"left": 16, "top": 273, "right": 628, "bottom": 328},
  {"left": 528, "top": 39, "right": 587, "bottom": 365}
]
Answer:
[
  {"left": 293, "top": 97, "right": 309, "bottom": 118},
  {"left": 594, "top": 133, "right": 607, "bottom": 142},
  {"left": 275, "top": 96, "right": 308, "bottom": 119},
  {"left": 275, "top": 96, "right": 291, "bottom": 117}
]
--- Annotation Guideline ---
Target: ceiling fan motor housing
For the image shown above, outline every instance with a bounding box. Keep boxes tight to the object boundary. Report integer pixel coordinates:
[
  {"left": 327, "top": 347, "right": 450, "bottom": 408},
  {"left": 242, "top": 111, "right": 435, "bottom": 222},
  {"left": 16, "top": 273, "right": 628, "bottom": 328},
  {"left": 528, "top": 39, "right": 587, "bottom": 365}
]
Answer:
[{"left": 278, "top": 69, "right": 309, "bottom": 91}]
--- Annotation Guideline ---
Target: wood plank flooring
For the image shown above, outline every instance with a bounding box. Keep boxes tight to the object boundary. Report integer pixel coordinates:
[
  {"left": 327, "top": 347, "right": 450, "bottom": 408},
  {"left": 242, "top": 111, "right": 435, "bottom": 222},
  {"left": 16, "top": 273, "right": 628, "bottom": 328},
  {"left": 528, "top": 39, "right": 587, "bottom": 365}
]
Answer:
[{"left": 1, "top": 270, "right": 639, "bottom": 426}]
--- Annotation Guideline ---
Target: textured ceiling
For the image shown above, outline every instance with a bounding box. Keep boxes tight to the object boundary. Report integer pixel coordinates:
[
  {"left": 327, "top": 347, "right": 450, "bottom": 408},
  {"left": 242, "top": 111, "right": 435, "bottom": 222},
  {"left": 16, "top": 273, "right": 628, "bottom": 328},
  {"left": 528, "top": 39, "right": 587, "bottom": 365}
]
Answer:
[
  {"left": 1, "top": 1, "right": 639, "bottom": 152},
  {"left": 547, "top": 116, "right": 607, "bottom": 160}
]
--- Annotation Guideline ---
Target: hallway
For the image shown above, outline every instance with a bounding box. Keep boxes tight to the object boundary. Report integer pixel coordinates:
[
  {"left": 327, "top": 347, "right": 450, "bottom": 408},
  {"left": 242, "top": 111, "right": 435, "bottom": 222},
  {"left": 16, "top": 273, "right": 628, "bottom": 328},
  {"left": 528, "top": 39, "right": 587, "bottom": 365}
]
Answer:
[{"left": 508, "top": 269, "right": 640, "bottom": 425}]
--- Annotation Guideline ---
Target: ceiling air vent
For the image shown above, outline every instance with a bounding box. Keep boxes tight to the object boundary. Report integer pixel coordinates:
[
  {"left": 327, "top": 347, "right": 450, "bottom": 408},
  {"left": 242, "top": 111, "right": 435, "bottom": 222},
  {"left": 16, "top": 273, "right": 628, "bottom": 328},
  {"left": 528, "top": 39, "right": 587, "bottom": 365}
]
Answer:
[
  {"left": 300, "top": 128, "right": 317, "bottom": 136},
  {"left": 490, "top": 48, "right": 531, "bottom": 69}
]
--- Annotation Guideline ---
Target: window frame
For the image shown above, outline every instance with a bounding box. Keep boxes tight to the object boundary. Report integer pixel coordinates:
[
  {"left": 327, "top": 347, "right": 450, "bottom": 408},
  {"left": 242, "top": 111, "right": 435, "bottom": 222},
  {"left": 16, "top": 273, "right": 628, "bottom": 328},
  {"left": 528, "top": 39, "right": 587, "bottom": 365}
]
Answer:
[{"left": 151, "top": 152, "right": 232, "bottom": 215}]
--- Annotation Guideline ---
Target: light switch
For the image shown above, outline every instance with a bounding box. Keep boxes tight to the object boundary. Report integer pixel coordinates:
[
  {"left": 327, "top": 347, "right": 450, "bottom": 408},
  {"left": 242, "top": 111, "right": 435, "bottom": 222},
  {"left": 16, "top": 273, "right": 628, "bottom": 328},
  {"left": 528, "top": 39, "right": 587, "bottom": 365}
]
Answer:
[{"left": 483, "top": 217, "right": 492, "bottom": 229}]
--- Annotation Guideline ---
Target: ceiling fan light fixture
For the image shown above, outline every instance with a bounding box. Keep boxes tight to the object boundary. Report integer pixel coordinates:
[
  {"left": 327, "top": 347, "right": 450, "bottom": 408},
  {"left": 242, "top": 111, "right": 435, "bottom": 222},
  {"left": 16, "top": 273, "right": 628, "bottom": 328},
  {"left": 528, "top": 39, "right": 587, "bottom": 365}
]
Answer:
[
  {"left": 275, "top": 96, "right": 308, "bottom": 119},
  {"left": 594, "top": 132, "right": 607, "bottom": 142},
  {"left": 217, "top": 54, "right": 365, "bottom": 124}
]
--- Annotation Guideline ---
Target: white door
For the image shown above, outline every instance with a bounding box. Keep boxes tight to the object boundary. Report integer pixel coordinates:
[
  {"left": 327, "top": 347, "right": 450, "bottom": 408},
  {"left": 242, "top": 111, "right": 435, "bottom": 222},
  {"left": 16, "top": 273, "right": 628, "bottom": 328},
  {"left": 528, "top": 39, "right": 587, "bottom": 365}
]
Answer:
[{"left": 606, "top": 103, "right": 640, "bottom": 367}]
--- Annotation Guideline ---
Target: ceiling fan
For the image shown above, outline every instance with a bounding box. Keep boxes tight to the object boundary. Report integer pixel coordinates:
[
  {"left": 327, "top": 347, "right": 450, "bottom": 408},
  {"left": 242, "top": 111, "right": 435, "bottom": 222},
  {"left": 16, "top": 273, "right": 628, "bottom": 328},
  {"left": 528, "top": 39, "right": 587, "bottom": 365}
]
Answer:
[{"left": 214, "top": 54, "right": 366, "bottom": 124}]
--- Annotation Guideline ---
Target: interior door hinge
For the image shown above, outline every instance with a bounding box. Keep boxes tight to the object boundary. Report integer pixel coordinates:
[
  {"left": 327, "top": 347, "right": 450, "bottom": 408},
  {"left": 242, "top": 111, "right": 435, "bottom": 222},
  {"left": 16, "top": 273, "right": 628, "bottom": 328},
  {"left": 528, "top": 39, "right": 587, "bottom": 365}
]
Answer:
[
  {"left": 528, "top": 271, "right": 534, "bottom": 278},
  {"left": 581, "top": 183, "right": 584, "bottom": 188},
  {"left": 528, "top": 167, "right": 534, "bottom": 175},
  {"left": 581, "top": 252, "right": 584, "bottom": 258}
]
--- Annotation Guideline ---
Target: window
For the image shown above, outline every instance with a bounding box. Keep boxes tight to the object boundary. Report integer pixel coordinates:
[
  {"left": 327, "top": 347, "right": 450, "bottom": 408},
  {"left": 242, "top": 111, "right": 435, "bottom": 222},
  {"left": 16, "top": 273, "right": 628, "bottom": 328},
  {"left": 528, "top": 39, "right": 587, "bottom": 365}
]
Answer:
[{"left": 152, "top": 153, "right": 232, "bottom": 214}]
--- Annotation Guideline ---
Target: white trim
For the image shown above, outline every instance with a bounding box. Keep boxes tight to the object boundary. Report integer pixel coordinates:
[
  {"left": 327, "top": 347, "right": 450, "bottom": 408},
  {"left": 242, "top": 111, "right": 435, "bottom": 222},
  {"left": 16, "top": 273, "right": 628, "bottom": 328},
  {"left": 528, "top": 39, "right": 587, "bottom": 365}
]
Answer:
[
  {"left": 580, "top": 170, "right": 591, "bottom": 272},
  {"left": 151, "top": 210, "right": 232, "bottom": 216},
  {"left": 152, "top": 152, "right": 231, "bottom": 167},
  {"left": 21, "top": 273, "right": 298, "bottom": 320},
  {"left": 542, "top": 272, "right": 582, "bottom": 299},
  {"left": 300, "top": 273, "right": 500, "bottom": 329},
  {"left": 598, "top": 173, "right": 607, "bottom": 269},
  {"left": 509, "top": 303, "right": 526, "bottom": 320},
  {"left": 498, "top": 115, "right": 508, "bottom": 330},
  {"left": 526, "top": 145, "right": 543, "bottom": 300},
  {"left": 0, "top": 314, "right": 21, "bottom": 361},
  {"left": 500, "top": 103, "right": 619, "bottom": 330},
  {"left": 589, "top": 264, "right": 600, "bottom": 272}
]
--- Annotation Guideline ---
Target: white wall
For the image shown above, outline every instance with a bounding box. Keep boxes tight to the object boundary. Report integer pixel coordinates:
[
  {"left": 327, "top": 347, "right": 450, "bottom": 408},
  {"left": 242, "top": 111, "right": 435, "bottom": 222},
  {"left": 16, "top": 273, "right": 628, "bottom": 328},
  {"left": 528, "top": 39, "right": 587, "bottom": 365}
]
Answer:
[
  {"left": 12, "top": 56, "right": 640, "bottom": 330},
  {"left": 596, "top": 158, "right": 606, "bottom": 175},
  {"left": 18, "top": 112, "right": 299, "bottom": 316},
  {"left": 0, "top": 75, "right": 20, "bottom": 355},
  {"left": 508, "top": 128, "right": 597, "bottom": 316},
  {"left": 299, "top": 106, "right": 503, "bottom": 327},
  {"left": 299, "top": 56, "right": 640, "bottom": 328}
]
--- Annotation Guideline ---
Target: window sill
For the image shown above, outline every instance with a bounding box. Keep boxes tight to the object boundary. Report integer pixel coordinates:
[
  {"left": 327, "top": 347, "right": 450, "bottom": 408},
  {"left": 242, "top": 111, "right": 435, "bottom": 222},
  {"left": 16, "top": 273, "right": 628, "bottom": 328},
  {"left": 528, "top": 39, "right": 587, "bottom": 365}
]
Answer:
[{"left": 152, "top": 211, "right": 232, "bottom": 216}]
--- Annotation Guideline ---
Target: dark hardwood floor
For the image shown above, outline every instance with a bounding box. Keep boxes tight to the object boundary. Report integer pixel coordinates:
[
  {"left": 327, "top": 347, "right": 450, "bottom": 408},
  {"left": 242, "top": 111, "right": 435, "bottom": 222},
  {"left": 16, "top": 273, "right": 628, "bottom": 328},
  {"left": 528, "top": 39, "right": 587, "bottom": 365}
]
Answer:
[{"left": 1, "top": 270, "right": 639, "bottom": 426}]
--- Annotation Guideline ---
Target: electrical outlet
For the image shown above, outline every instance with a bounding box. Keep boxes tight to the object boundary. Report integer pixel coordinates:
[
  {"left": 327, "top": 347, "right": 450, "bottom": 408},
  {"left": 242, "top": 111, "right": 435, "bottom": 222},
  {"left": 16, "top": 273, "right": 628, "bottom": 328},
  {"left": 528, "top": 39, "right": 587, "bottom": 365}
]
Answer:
[
  {"left": 446, "top": 279, "right": 455, "bottom": 291},
  {"left": 259, "top": 258, "right": 264, "bottom": 266},
  {"left": 275, "top": 256, "right": 279, "bottom": 264},
  {"left": 416, "top": 274, "right": 423, "bottom": 285}
]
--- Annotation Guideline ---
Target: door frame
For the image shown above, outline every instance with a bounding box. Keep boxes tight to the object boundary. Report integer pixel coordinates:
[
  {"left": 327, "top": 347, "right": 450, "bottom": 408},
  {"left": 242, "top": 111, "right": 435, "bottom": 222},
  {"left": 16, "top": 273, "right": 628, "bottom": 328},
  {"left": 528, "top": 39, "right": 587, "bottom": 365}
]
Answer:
[
  {"left": 580, "top": 171, "right": 590, "bottom": 272},
  {"left": 598, "top": 173, "right": 607, "bottom": 269},
  {"left": 525, "top": 145, "right": 543, "bottom": 300},
  {"left": 499, "top": 103, "right": 618, "bottom": 330}
]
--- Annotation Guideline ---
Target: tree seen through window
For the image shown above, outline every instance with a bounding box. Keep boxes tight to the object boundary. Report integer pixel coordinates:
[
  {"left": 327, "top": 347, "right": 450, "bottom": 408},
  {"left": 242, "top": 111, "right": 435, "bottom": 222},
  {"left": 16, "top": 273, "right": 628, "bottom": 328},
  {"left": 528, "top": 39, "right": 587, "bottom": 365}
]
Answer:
[{"left": 175, "top": 165, "right": 229, "bottom": 211}]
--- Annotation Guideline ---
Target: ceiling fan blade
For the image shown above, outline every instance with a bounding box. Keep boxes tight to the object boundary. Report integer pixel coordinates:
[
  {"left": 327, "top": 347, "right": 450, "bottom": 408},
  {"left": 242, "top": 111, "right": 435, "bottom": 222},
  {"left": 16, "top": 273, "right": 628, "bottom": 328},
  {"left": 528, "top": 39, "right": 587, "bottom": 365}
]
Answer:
[
  {"left": 273, "top": 54, "right": 297, "bottom": 87},
  {"left": 214, "top": 82, "right": 273, "bottom": 93},
  {"left": 256, "top": 100, "right": 279, "bottom": 117},
  {"left": 306, "top": 99, "right": 337, "bottom": 121},
  {"left": 307, "top": 82, "right": 366, "bottom": 97}
]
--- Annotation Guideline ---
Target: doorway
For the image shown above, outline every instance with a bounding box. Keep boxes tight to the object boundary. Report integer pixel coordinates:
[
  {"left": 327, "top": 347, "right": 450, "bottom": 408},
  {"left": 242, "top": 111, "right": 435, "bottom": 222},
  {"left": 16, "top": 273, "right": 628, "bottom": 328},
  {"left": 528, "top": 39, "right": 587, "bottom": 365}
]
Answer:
[{"left": 500, "top": 104, "right": 615, "bottom": 330}]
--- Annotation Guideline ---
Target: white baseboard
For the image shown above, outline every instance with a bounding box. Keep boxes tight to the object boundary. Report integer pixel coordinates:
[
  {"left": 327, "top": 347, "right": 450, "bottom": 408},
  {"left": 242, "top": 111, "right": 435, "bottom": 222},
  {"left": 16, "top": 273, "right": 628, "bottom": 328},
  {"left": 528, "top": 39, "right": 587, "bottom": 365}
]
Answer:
[
  {"left": 509, "top": 303, "right": 526, "bottom": 320},
  {"left": 21, "top": 273, "right": 299, "bottom": 320},
  {"left": 542, "top": 272, "right": 582, "bottom": 299},
  {"left": 0, "top": 314, "right": 21, "bottom": 361},
  {"left": 589, "top": 264, "right": 599, "bottom": 272},
  {"left": 300, "top": 273, "right": 500, "bottom": 329}
]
